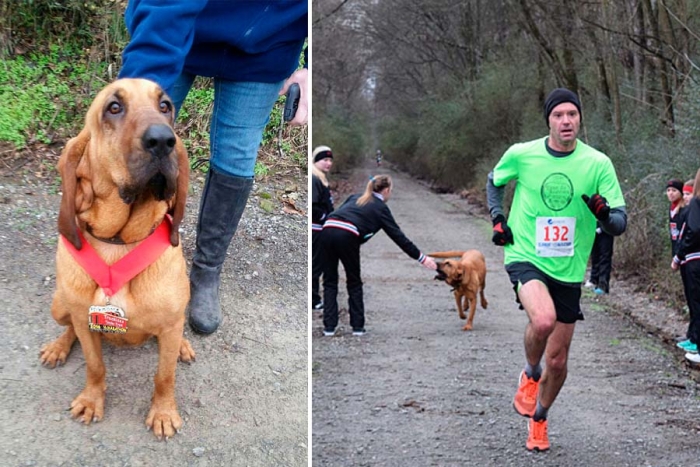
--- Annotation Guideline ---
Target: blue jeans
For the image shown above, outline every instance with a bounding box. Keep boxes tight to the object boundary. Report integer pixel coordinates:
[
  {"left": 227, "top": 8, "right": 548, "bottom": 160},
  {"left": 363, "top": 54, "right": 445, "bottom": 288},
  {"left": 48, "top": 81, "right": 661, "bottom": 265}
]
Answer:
[{"left": 169, "top": 72, "right": 284, "bottom": 178}]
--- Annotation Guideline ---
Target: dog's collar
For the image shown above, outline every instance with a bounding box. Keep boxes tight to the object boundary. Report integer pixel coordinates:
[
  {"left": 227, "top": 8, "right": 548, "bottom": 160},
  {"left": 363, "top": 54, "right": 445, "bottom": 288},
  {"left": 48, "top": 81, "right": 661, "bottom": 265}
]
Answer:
[
  {"left": 61, "top": 216, "right": 173, "bottom": 297},
  {"left": 85, "top": 223, "right": 158, "bottom": 245}
]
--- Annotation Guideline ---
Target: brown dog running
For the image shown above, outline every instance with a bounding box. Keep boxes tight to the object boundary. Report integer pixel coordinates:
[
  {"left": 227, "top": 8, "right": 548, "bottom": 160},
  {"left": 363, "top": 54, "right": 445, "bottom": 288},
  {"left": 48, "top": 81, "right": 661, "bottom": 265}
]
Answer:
[
  {"left": 39, "top": 78, "right": 194, "bottom": 440},
  {"left": 429, "top": 250, "right": 488, "bottom": 331}
]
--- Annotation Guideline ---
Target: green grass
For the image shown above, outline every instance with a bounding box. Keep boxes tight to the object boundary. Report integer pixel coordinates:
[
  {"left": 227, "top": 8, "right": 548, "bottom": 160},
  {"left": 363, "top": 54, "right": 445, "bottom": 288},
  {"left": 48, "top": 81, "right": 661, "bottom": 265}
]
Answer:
[
  {"left": 254, "top": 162, "right": 271, "bottom": 178},
  {"left": 0, "top": 46, "right": 100, "bottom": 148}
]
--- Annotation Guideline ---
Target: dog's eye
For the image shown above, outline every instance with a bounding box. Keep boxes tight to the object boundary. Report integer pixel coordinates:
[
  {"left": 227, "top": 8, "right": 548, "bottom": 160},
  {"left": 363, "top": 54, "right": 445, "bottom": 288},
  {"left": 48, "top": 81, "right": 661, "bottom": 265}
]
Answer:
[
  {"left": 159, "top": 100, "right": 172, "bottom": 114},
  {"left": 107, "top": 102, "right": 123, "bottom": 115}
]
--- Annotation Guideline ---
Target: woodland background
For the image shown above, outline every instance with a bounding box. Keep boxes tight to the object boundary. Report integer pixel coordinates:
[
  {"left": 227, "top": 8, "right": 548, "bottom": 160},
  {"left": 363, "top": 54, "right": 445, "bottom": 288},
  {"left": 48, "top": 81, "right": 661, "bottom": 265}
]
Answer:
[{"left": 313, "top": 0, "right": 700, "bottom": 309}]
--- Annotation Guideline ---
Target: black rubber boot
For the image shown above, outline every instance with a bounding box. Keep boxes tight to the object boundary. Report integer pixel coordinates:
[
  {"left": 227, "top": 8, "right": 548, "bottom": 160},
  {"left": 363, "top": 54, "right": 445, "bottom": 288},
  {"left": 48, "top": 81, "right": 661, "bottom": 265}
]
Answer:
[{"left": 188, "top": 168, "right": 253, "bottom": 334}]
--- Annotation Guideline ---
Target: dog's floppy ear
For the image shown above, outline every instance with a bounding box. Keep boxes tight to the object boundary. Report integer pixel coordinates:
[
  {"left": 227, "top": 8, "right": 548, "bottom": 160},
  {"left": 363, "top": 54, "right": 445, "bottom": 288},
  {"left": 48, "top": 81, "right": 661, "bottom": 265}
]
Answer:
[
  {"left": 57, "top": 130, "right": 90, "bottom": 250},
  {"left": 454, "top": 263, "right": 465, "bottom": 282},
  {"left": 168, "top": 137, "right": 189, "bottom": 246}
]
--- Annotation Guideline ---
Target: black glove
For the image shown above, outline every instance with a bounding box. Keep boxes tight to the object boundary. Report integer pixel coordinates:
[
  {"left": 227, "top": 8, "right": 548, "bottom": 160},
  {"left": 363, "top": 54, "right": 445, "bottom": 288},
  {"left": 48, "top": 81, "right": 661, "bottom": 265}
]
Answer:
[
  {"left": 581, "top": 194, "right": 610, "bottom": 221},
  {"left": 492, "top": 214, "right": 514, "bottom": 246}
]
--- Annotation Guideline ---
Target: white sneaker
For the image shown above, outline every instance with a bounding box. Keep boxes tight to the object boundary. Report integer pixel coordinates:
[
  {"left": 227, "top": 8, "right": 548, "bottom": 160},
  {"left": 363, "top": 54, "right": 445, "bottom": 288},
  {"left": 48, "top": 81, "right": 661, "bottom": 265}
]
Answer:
[
  {"left": 313, "top": 301, "right": 323, "bottom": 310},
  {"left": 352, "top": 328, "right": 366, "bottom": 336},
  {"left": 584, "top": 280, "right": 595, "bottom": 289},
  {"left": 685, "top": 352, "right": 700, "bottom": 363},
  {"left": 322, "top": 328, "right": 337, "bottom": 337}
]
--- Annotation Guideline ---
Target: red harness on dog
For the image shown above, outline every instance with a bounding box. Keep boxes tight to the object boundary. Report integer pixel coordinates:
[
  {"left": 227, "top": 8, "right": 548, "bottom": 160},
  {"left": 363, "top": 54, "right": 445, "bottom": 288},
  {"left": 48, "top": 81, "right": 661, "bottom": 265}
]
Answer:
[{"left": 61, "top": 217, "right": 172, "bottom": 297}]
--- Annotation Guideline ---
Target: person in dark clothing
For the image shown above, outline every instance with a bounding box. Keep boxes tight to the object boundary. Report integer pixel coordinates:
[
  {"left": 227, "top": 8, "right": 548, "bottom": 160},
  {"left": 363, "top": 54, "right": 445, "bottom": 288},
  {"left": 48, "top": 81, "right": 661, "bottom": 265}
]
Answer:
[
  {"left": 118, "top": 1, "right": 308, "bottom": 334},
  {"left": 321, "top": 175, "right": 437, "bottom": 336},
  {"left": 675, "top": 179, "right": 696, "bottom": 353},
  {"left": 667, "top": 178, "right": 685, "bottom": 257},
  {"left": 585, "top": 223, "right": 614, "bottom": 295},
  {"left": 312, "top": 146, "right": 334, "bottom": 310},
  {"left": 673, "top": 172, "right": 700, "bottom": 361}
]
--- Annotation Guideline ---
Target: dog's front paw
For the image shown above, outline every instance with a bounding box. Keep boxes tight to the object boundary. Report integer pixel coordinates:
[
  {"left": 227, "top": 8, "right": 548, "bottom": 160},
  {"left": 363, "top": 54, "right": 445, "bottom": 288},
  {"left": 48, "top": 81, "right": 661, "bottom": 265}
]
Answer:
[
  {"left": 462, "top": 322, "right": 473, "bottom": 331},
  {"left": 39, "top": 342, "right": 70, "bottom": 368},
  {"left": 178, "top": 338, "right": 196, "bottom": 363},
  {"left": 70, "top": 387, "right": 105, "bottom": 424},
  {"left": 146, "top": 400, "right": 183, "bottom": 440},
  {"left": 39, "top": 329, "right": 76, "bottom": 368}
]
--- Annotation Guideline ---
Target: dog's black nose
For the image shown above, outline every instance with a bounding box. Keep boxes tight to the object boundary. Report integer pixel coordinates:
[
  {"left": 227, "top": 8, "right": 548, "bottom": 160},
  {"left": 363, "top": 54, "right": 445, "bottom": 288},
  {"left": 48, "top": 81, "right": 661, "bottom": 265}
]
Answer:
[{"left": 142, "top": 124, "right": 176, "bottom": 158}]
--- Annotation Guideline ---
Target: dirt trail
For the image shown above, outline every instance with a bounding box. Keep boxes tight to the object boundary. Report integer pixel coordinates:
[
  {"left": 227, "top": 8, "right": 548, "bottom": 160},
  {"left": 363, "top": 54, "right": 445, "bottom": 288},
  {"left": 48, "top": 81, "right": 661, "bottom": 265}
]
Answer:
[
  {"left": 312, "top": 164, "right": 700, "bottom": 466},
  {"left": 0, "top": 171, "right": 307, "bottom": 467}
]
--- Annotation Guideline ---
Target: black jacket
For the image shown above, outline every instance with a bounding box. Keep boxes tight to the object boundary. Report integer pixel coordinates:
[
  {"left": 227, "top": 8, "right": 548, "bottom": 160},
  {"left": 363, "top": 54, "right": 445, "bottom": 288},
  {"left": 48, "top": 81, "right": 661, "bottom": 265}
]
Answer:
[
  {"left": 327, "top": 193, "right": 422, "bottom": 260},
  {"left": 676, "top": 197, "right": 700, "bottom": 263},
  {"left": 312, "top": 175, "right": 333, "bottom": 228},
  {"left": 670, "top": 202, "right": 684, "bottom": 256}
]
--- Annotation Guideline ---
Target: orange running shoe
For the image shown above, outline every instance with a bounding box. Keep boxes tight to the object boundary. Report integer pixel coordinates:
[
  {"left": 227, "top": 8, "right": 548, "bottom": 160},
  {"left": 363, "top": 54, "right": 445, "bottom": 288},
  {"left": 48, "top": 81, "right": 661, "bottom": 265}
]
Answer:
[
  {"left": 513, "top": 370, "right": 539, "bottom": 417},
  {"left": 526, "top": 418, "right": 550, "bottom": 451}
]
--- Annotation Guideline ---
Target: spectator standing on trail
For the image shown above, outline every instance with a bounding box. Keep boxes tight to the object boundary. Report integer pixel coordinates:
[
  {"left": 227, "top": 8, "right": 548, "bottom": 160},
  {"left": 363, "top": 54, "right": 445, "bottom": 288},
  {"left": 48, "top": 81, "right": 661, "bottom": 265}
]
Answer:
[
  {"left": 674, "top": 178, "right": 699, "bottom": 355},
  {"left": 320, "top": 175, "right": 437, "bottom": 337},
  {"left": 683, "top": 180, "right": 695, "bottom": 206},
  {"left": 584, "top": 222, "right": 614, "bottom": 295},
  {"left": 312, "top": 146, "right": 334, "bottom": 311},
  {"left": 667, "top": 179, "right": 685, "bottom": 257},
  {"left": 118, "top": 0, "right": 308, "bottom": 335},
  {"left": 486, "top": 88, "right": 627, "bottom": 452}
]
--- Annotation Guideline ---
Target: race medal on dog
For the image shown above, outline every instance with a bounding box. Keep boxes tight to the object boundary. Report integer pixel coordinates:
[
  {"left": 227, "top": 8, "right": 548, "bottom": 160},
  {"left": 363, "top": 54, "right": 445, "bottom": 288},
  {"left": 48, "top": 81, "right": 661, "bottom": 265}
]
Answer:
[{"left": 88, "top": 304, "right": 128, "bottom": 334}]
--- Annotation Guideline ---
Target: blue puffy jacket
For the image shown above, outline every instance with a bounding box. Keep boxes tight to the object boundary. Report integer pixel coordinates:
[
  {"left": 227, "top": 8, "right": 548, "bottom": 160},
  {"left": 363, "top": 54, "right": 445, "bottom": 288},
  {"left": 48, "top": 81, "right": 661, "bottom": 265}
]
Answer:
[{"left": 119, "top": 0, "right": 307, "bottom": 95}]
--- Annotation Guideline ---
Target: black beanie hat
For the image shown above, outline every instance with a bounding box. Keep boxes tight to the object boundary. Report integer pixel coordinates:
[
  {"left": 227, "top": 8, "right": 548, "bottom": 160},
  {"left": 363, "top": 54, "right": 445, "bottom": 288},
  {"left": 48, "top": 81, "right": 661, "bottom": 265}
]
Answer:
[
  {"left": 544, "top": 88, "right": 582, "bottom": 128},
  {"left": 667, "top": 179, "right": 684, "bottom": 193},
  {"left": 313, "top": 145, "right": 333, "bottom": 163}
]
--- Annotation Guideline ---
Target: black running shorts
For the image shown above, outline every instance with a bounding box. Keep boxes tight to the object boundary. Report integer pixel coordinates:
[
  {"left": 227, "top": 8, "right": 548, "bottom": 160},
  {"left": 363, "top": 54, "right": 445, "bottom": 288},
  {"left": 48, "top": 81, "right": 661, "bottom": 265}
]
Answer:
[{"left": 504, "top": 261, "right": 583, "bottom": 324}]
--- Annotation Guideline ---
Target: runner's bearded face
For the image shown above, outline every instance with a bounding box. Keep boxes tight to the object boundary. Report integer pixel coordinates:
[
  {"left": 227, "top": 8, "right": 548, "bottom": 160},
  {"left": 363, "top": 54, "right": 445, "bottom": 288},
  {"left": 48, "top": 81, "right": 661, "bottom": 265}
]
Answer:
[{"left": 548, "top": 102, "right": 580, "bottom": 151}]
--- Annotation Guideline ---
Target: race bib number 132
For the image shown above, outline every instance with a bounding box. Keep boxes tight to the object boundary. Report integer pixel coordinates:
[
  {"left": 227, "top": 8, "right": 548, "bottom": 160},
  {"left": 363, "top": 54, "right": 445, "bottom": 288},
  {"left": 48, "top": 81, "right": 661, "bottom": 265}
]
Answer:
[{"left": 536, "top": 217, "right": 575, "bottom": 257}]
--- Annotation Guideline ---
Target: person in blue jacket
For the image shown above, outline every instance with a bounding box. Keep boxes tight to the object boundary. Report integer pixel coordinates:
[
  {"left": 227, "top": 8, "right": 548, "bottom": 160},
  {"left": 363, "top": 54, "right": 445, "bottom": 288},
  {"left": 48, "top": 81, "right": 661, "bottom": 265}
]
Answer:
[{"left": 118, "top": 0, "right": 308, "bottom": 334}]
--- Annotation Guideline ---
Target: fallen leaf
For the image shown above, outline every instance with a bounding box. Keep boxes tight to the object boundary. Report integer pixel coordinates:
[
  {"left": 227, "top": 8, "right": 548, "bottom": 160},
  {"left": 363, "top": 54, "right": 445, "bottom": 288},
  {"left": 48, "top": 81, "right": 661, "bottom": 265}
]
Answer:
[{"left": 282, "top": 199, "right": 305, "bottom": 216}]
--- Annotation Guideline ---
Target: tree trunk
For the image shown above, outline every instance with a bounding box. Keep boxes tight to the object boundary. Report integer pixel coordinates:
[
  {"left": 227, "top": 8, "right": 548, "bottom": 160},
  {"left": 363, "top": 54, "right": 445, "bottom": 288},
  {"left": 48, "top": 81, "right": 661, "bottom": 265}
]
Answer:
[
  {"left": 517, "top": 0, "right": 568, "bottom": 87},
  {"left": 631, "top": 0, "right": 647, "bottom": 105},
  {"left": 656, "top": 0, "right": 676, "bottom": 135},
  {"left": 641, "top": 0, "right": 674, "bottom": 135},
  {"left": 602, "top": 0, "right": 622, "bottom": 140}
]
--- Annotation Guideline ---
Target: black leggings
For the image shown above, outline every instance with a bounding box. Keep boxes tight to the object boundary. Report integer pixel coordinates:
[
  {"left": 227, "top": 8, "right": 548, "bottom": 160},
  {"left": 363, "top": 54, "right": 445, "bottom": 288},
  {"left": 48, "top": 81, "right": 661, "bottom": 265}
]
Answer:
[
  {"left": 311, "top": 229, "right": 323, "bottom": 307},
  {"left": 589, "top": 230, "right": 614, "bottom": 293},
  {"left": 321, "top": 228, "right": 364, "bottom": 331},
  {"left": 681, "top": 260, "right": 700, "bottom": 344}
]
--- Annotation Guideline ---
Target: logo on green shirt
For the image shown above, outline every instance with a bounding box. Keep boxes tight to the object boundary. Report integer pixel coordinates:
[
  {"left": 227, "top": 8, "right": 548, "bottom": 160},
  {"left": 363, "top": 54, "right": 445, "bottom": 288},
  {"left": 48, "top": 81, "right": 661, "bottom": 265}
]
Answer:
[{"left": 540, "top": 173, "right": 573, "bottom": 211}]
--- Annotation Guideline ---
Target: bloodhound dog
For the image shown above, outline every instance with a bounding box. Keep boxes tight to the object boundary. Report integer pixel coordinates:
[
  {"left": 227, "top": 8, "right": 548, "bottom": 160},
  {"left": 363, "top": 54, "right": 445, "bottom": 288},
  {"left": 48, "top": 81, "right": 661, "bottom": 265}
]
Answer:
[
  {"left": 39, "top": 78, "right": 194, "bottom": 440},
  {"left": 429, "top": 250, "right": 488, "bottom": 331}
]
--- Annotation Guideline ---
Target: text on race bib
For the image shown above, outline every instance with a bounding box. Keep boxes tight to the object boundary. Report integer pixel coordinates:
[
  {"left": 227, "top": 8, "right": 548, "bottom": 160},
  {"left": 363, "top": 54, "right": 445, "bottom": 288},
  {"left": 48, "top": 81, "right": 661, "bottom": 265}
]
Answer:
[{"left": 536, "top": 217, "right": 576, "bottom": 257}]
